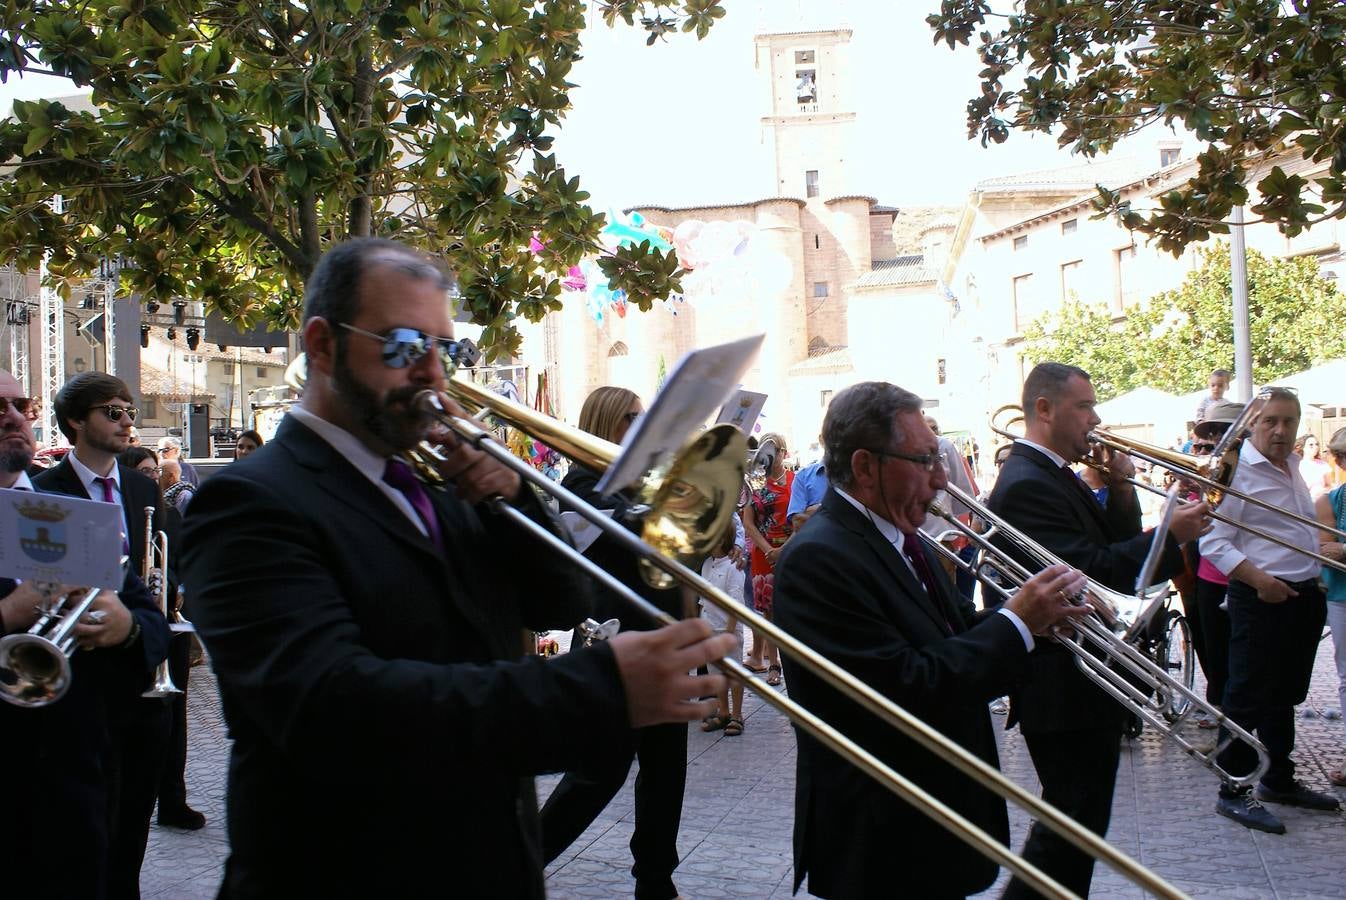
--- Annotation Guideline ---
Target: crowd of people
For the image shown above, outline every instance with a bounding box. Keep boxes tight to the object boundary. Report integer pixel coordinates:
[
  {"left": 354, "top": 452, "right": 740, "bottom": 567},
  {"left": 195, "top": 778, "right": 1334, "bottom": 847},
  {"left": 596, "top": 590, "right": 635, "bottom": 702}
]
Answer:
[{"left": 2, "top": 236, "right": 1342, "bottom": 900}]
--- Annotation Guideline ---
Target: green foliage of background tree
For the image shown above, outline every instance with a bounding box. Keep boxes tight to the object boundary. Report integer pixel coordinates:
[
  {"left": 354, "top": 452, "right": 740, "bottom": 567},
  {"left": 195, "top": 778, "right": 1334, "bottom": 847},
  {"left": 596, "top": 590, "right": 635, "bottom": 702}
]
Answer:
[
  {"left": 1022, "top": 243, "right": 1346, "bottom": 401},
  {"left": 928, "top": 1, "right": 1346, "bottom": 255},
  {"left": 0, "top": 0, "right": 726, "bottom": 359}
]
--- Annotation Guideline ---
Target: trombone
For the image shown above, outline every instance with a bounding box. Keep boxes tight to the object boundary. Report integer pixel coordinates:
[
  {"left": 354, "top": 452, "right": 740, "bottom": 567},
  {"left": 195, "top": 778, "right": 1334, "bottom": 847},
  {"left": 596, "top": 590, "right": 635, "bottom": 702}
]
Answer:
[
  {"left": 141, "top": 506, "right": 183, "bottom": 698},
  {"left": 0, "top": 560, "right": 129, "bottom": 707},
  {"left": 412, "top": 378, "right": 1188, "bottom": 900},
  {"left": 924, "top": 483, "right": 1271, "bottom": 790},
  {"left": 989, "top": 399, "right": 1346, "bottom": 574}
]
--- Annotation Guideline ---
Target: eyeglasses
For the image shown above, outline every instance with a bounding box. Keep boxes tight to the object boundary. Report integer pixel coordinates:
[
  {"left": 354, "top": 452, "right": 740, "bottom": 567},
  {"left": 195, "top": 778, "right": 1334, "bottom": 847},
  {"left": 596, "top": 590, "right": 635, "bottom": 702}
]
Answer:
[
  {"left": 623, "top": 411, "right": 642, "bottom": 423},
  {"left": 340, "top": 323, "right": 466, "bottom": 370},
  {"left": 91, "top": 404, "right": 138, "bottom": 423},
  {"left": 872, "top": 448, "right": 946, "bottom": 472},
  {"left": 0, "top": 396, "right": 38, "bottom": 420},
  {"left": 1192, "top": 442, "right": 1216, "bottom": 454}
]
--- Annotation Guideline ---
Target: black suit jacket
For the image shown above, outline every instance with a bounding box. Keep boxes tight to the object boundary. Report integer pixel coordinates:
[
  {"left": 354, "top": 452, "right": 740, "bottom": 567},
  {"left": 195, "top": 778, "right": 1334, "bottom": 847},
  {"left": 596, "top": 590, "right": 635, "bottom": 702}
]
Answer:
[
  {"left": 34, "top": 455, "right": 167, "bottom": 580},
  {"left": 985, "top": 442, "right": 1182, "bottom": 733},
  {"left": 180, "top": 415, "right": 632, "bottom": 899},
  {"left": 774, "top": 488, "right": 1032, "bottom": 899},
  {"left": 0, "top": 487, "right": 169, "bottom": 900}
]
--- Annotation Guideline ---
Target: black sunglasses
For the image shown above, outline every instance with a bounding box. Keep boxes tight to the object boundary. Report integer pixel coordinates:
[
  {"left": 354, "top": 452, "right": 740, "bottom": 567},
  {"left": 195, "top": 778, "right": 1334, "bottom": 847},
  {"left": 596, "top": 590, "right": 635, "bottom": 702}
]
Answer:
[
  {"left": 91, "top": 404, "right": 138, "bottom": 423},
  {"left": 340, "top": 323, "right": 472, "bottom": 371},
  {"left": 1192, "top": 442, "right": 1216, "bottom": 454},
  {"left": 872, "top": 448, "right": 945, "bottom": 473},
  {"left": 0, "top": 396, "right": 38, "bottom": 420}
]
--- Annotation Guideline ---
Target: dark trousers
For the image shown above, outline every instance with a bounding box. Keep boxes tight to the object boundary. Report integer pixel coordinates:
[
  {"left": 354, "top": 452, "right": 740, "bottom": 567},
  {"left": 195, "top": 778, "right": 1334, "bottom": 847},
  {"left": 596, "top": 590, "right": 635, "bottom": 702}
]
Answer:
[
  {"left": 1217, "top": 577, "right": 1326, "bottom": 794},
  {"left": 105, "top": 697, "right": 172, "bottom": 900},
  {"left": 1191, "top": 575, "right": 1232, "bottom": 706},
  {"left": 1002, "top": 725, "right": 1122, "bottom": 900},
  {"left": 156, "top": 635, "right": 193, "bottom": 811},
  {"left": 540, "top": 721, "right": 688, "bottom": 899}
]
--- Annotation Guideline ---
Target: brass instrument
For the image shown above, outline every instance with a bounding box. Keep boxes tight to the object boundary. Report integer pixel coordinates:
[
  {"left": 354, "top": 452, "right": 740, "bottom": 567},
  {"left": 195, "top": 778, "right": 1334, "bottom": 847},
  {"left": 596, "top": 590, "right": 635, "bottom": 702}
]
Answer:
[
  {"left": 142, "top": 507, "right": 183, "bottom": 698},
  {"left": 411, "top": 385, "right": 1187, "bottom": 900},
  {"left": 924, "top": 484, "right": 1271, "bottom": 789},
  {"left": 990, "top": 397, "right": 1346, "bottom": 573},
  {"left": 0, "top": 559, "right": 130, "bottom": 707}
]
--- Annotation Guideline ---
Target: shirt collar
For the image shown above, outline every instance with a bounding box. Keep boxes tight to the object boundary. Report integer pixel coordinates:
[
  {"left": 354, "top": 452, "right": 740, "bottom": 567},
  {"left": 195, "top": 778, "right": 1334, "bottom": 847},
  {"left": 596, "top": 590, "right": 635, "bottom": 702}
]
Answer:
[
  {"left": 287, "top": 406, "right": 393, "bottom": 486},
  {"left": 1015, "top": 437, "right": 1069, "bottom": 469},
  {"left": 4, "top": 470, "right": 34, "bottom": 491},
  {"left": 834, "top": 486, "right": 911, "bottom": 553},
  {"left": 67, "top": 448, "right": 120, "bottom": 495},
  {"left": 1241, "top": 439, "right": 1299, "bottom": 471}
]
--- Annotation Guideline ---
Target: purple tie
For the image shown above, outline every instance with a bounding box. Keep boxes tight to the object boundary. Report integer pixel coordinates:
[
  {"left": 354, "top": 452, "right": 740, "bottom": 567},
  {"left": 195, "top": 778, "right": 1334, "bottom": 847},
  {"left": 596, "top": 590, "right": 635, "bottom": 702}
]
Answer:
[
  {"left": 383, "top": 458, "right": 444, "bottom": 551},
  {"left": 96, "top": 476, "right": 131, "bottom": 554},
  {"left": 95, "top": 476, "right": 115, "bottom": 504},
  {"left": 902, "top": 532, "right": 954, "bottom": 635}
]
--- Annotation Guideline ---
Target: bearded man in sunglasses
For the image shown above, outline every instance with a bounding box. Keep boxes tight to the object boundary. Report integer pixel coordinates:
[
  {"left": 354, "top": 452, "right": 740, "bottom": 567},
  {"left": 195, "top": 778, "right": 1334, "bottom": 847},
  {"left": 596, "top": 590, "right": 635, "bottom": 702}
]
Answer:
[
  {"left": 35, "top": 371, "right": 180, "bottom": 896},
  {"left": 180, "top": 237, "right": 736, "bottom": 899}
]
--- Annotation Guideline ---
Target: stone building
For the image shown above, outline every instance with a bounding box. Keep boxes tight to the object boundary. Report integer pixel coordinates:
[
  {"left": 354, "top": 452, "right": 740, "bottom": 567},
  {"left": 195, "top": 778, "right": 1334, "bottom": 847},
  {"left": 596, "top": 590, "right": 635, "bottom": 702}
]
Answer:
[{"left": 519, "top": 25, "right": 963, "bottom": 455}]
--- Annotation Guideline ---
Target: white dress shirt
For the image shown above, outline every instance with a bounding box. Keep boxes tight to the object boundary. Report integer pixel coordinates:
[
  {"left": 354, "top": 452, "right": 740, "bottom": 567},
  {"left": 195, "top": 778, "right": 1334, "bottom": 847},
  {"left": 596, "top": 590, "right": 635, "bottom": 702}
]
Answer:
[
  {"left": 1200, "top": 441, "right": 1319, "bottom": 582},
  {"left": 1015, "top": 437, "right": 1069, "bottom": 469},
  {"left": 834, "top": 487, "right": 1033, "bottom": 650},
  {"left": 67, "top": 449, "right": 129, "bottom": 533},
  {"left": 287, "top": 407, "right": 429, "bottom": 537}
]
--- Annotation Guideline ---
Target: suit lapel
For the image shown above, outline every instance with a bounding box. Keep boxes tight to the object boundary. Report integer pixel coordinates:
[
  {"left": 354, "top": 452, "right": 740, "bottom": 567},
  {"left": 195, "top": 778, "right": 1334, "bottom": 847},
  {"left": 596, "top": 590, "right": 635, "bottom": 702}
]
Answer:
[
  {"left": 1015, "top": 444, "right": 1115, "bottom": 541},
  {"left": 275, "top": 418, "right": 496, "bottom": 643},
  {"left": 822, "top": 490, "right": 955, "bottom": 637}
]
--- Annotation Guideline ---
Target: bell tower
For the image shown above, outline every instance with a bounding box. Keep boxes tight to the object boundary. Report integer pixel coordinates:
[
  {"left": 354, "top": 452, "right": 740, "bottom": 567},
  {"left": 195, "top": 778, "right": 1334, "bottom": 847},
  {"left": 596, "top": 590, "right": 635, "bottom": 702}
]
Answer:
[{"left": 754, "top": 25, "right": 857, "bottom": 199}]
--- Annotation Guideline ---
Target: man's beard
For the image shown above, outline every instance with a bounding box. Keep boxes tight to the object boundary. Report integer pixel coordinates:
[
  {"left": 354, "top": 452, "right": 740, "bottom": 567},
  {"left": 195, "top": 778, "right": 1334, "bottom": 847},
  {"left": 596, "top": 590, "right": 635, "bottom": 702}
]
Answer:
[
  {"left": 332, "top": 345, "right": 428, "bottom": 451},
  {"left": 0, "top": 442, "right": 32, "bottom": 474},
  {"left": 86, "top": 428, "right": 130, "bottom": 456}
]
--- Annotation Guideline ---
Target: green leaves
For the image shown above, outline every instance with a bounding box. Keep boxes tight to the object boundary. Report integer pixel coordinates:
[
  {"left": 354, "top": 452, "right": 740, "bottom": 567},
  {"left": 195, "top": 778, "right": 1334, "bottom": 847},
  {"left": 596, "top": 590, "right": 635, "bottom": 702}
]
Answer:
[
  {"left": 1024, "top": 243, "right": 1346, "bottom": 401},
  {"left": 0, "top": 0, "right": 728, "bottom": 355},
  {"left": 930, "top": 0, "right": 1346, "bottom": 252}
]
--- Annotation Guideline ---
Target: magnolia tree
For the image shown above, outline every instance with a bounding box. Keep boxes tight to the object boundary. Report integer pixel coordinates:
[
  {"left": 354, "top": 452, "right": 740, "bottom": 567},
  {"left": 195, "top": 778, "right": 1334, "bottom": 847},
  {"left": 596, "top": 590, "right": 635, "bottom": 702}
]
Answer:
[
  {"left": 1022, "top": 243, "right": 1346, "bottom": 401},
  {"left": 929, "top": 1, "right": 1346, "bottom": 254},
  {"left": 0, "top": 0, "right": 725, "bottom": 358}
]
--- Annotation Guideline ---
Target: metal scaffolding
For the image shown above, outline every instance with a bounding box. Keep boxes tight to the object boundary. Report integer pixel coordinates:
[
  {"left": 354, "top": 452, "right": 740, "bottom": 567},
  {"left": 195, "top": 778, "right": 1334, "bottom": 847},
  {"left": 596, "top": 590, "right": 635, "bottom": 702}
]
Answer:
[{"left": 39, "top": 195, "right": 65, "bottom": 447}]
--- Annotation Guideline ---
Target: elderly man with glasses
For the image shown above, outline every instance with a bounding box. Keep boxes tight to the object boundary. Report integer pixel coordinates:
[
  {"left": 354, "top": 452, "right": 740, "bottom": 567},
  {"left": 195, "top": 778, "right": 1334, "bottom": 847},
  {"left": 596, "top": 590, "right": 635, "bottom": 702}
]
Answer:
[
  {"left": 773, "top": 380, "right": 1094, "bottom": 899},
  {"left": 155, "top": 435, "right": 199, "bottom": 488}
]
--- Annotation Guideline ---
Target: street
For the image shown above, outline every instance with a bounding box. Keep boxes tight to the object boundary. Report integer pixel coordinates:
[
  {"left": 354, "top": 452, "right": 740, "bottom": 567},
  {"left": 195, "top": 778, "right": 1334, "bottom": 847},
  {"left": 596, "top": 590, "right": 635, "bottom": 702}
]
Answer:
[{"left": 144, "top": 639, "right": 1345, "bottom": 898}]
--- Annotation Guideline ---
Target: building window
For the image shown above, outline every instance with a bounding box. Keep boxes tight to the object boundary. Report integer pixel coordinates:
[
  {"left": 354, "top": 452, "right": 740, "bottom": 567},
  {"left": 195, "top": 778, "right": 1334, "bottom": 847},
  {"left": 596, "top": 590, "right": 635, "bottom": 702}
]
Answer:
[
  {"left": 1060, "top": 218, "right": 1077, "bottom": 235},
  {"left": 795, "top": 69, "right": 817, "bottom": 104},
  {"left": 795, "top": 50, "right": 815, "bottom": 64},
  {"left": 1159, "top": 147, "right": 1181, "bottom": 167},
  {"left": 256, "top": 367, "right": 267, "bottom": 379},
  {"left": 805, "top": 169, "right": 819, "bottom": 198},
  {"left": 814, "top": 233, "right": 821, "bottom": 250},
  {"left": 607, "top": 341, "right": 628, "bottom": 357},
  {"left": 1013, "top": 235, "right": 1028, "bottom": 251},
  {"left": 1012, "top": 273, "right": 1043, "bottom": 332},
  {"left": 144, "top": 399, "right": 157, "bottom": 420},
  {"left": 937, "top": 358, "right": 947, "bottom": 385},
  {"left": 1114, "top": 244, "right": 1138, "bottom": 310},
  {"left": 1060, "top": 259, "right": 1083, "bottom": 302},
  {"left": 222, "top": 361, "right": 234, "bottom": 375},
  {"left": 813, "top": 282, "right": 829, "bottom": 298},
  {"left": 820, "top": 389, "right": 833, "bottom": 408}
]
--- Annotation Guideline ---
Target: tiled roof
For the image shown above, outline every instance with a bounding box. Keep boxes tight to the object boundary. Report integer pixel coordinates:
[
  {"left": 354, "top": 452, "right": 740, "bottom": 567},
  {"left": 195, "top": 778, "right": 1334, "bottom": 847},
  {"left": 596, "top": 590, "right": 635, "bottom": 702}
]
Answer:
[
  {"left": 976, "top": 156, "right": 1157, "bottom": 192},
  {"left": 139, "top": 359, "right": 215, "bottom": 402},
  {"left": 788, "top": 347, "right": 851, "bottom": 375},
  {"left": 627, "top": 197, "right": 806, "bottom": 214},
  {"left": 854, "top": 255, "right": 937, "bottom": 289}
]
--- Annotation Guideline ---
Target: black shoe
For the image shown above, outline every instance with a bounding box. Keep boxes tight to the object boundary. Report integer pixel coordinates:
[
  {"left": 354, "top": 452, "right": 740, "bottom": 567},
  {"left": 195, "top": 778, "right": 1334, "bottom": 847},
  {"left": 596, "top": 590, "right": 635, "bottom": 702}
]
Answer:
[
  {"left": 158, "top": 806, "right": 207, "bottom": 830},
  {"left": 1255, "top": 781, "right": 1342, "bottom": 811},
  {"left": 1215, "top": 793, "right": 1286, "bottom": 834}
]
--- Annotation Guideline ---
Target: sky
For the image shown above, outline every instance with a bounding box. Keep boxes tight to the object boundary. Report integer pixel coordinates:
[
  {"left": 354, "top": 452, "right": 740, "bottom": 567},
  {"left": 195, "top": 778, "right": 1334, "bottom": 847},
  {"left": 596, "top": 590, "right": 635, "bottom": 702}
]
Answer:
[{"left": 0, "top": 2, "right": 1189, "bottom": 212}]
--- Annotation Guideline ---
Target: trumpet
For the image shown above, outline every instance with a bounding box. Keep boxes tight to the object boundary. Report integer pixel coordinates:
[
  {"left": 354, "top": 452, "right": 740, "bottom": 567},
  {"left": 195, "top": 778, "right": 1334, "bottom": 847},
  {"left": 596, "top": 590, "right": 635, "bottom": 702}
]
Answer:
[
  {"left": 141, "top": 507, "right": 183, "bottom": 698},
  {"left": 410, "top": 382, "right": 1188, "bottom": 900},
  {"left": 924, "top": 483, "right": 1271, "bottom": 789},
  {"left": 990, "top": 398, "right": 1346, "bottom": 573},
  {"left": 0, "top": 560, "right": 129, "bottom": 708}
]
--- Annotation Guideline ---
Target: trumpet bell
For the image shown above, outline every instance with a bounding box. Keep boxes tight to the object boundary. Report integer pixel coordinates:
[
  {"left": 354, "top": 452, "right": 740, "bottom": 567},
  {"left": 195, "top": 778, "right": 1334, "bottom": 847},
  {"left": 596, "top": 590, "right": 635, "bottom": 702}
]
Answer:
[{"left": 0, "top": 633, "right": 73, "bottom": 707}]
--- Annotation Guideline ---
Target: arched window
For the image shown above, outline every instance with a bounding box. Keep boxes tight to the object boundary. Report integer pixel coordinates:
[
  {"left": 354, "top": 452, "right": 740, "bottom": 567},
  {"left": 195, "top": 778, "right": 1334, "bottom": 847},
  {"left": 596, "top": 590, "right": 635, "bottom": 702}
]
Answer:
[
  {"left": 608, "top": 341, "right": 629, "bottom": 357},
  {"left": 808, "top": 336, "right": 830, "bottom": 356}
]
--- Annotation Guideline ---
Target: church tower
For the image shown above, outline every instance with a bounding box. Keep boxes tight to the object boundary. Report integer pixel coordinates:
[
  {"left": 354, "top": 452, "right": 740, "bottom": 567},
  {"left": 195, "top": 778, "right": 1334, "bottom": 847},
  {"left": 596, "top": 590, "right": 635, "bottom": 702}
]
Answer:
[{"left": 754, "top": 26, "right": 857, "bottom": 198}]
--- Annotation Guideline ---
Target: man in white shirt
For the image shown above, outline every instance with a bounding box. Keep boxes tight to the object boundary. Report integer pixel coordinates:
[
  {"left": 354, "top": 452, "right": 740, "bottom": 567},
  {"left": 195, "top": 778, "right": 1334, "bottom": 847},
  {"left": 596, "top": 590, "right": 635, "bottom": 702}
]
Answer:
[{"left": 1200, "top": 387, "right": 1340, "bottom": 833}]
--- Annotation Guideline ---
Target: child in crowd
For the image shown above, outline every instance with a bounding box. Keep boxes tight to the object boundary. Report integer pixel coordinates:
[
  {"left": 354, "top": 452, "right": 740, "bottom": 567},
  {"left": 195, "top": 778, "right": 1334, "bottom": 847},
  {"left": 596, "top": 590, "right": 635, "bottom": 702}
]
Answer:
[{"left": 700, "top": 528, "right": 746, "bottom": 736}]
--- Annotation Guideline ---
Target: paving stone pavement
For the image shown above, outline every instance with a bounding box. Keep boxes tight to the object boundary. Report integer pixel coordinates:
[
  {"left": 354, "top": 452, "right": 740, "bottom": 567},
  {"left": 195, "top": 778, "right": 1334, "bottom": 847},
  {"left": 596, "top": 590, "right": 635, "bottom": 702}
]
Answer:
[{"left": 147, "top": 639, "right": 1345, "bottom": 898}]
